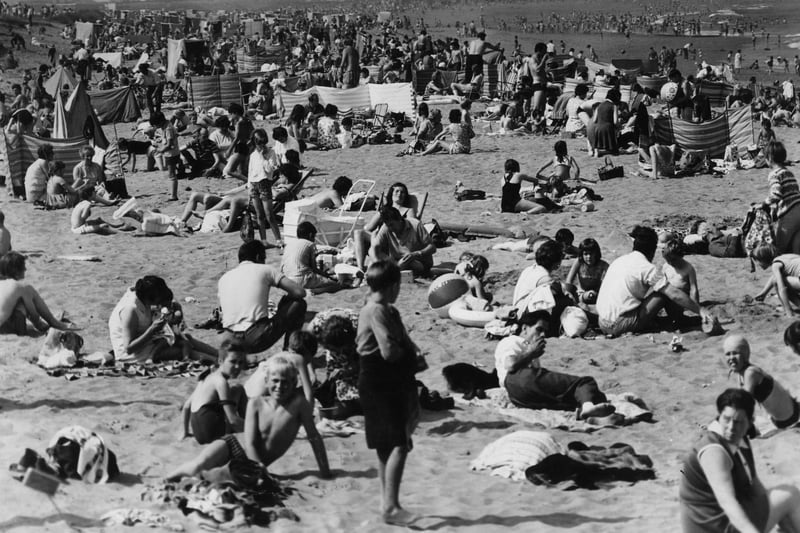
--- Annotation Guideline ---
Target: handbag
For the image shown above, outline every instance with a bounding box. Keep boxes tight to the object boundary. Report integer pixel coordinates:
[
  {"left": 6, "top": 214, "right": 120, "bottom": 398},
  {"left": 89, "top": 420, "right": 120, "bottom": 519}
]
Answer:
[
  {"left": 240, "top": 199, "right": 256, "bottom": 242},
  {"left": 597, "top": 156, "right": 624, "bottom": 181}
]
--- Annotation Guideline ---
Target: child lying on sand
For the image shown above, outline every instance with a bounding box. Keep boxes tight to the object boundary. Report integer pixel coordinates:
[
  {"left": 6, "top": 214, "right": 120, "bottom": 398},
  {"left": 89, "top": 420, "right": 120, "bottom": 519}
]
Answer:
[{"left": 167, "top": 355, "right": 331, "bottom": 481}]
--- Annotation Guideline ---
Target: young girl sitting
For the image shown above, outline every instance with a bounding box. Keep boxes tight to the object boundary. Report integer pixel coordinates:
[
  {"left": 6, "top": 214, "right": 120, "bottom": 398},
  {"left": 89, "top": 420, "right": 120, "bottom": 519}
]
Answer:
[
  {"left": 281, "top": 221, "right": 342, "bottom": 294},
  {"left": 500, "top": 158, "right": 561, "bottom": 214},
  {"left": 180, "top": 339, "right": 246, "bottom": 444},
  {"left": 45, "top": 161, "right": 78, "bottom": 209},
  {"left": 753, "top": 244, "right": 800, "bottom": 317},
  {"left": 535, "top": 140, "right": 580, "bottom": 197},
  {"left": 565, "top": 238, "right": 608, "bottom": 305}
]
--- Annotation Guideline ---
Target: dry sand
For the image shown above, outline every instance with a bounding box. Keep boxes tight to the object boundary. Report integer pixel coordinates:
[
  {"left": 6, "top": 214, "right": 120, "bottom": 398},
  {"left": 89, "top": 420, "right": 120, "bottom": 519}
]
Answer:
[{"left": 2, "top": 119, "right": 800, "bottom": 532}]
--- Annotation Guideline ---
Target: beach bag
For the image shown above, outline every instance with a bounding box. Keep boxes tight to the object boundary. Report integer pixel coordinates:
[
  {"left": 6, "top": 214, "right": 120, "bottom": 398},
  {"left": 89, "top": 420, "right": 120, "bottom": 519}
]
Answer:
[
  {"left": 560, "top": 306, "right": 589, "bottom": 338},
  {"left": 141, "top": 212, "right": 178, "bottom": 235},
  {"left": 240, "top": 199, "right": 256, "bottom": 242},
  {"left": 597, "top": 157, "right": 624, "bottom": 181},
  {"left": 741, "top": 205, "right": 774, "bottom": 257}
]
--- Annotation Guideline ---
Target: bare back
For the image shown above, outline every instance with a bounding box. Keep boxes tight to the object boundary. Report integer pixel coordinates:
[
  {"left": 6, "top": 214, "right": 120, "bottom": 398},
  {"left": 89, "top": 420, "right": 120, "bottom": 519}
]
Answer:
[{"left": 0, "top": 279, "right": 26, "bottom": 324}]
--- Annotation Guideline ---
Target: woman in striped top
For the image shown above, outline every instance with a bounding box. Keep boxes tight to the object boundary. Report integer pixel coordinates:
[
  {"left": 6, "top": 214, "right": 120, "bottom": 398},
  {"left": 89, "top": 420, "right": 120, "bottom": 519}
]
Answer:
[{"left": 764, "top": 141, "right": 800, "bottom": 253}]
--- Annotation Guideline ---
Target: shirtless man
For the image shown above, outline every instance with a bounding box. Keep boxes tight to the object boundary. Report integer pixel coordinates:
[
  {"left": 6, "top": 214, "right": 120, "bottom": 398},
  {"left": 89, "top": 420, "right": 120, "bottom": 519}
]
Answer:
[
  {"left": 166, "top": 355, "right": 331, "bottom": 480},
  {"left": 0, "top": 251, "right": 78, "bottom": 334},
  {"left": 724, "top": 334, "right": 799, "bottom": 429}
]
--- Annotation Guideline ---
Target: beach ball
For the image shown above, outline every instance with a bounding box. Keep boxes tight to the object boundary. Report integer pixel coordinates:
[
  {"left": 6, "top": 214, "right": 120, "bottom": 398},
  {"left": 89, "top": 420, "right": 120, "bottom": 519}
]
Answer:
[
  {"left": 428, "top": 274, "right": 470, "bottom": 317},
  {"left": 660, "top": 82, "right": 679, "bottom": 103}
]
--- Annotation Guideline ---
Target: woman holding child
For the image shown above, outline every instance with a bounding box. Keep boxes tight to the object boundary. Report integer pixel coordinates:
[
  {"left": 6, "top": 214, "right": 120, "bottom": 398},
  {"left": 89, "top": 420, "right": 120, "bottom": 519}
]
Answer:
[
  {"left": 679, "top": 388, "right": 800, "bottom": 533},
  {"left": 763, "top": 141, "right": 800, "bottom": 254}
]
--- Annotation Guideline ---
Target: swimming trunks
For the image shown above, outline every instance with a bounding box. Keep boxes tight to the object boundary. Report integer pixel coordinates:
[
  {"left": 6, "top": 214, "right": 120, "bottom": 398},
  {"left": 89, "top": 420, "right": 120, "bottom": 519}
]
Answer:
[
  {"left": 190, "top": 402, "right": 228, "bottom": 444},
  {"left": 222, "top": 434, "right": 247, "bottom": 462}
]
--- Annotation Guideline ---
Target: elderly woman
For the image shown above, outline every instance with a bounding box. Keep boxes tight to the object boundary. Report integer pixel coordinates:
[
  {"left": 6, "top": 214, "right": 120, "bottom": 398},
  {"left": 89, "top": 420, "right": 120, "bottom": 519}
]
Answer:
[
  {"left": 764, "top": 141, "right": 800, "bottom": 254},
  {"left": 23, "top": 143, "right": 53, "bottom": 204},
  {"left": 108, "top": 275, "right": 216, "bottom": 363},
  {"left": 679, "top": 388, "right": 800, "bottom": 533}
]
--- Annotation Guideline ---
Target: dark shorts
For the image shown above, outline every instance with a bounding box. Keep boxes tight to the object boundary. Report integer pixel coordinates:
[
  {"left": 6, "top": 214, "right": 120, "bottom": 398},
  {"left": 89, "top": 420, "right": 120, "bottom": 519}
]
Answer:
[
  {"left": 531, "top": 82, "right": 546, "bottom": 92},
  {"left": 249, "top": 180, "right": 273, "bottom": 200},
  {"left": 358, "top": 377, "right": 418, "bottom": 451}
]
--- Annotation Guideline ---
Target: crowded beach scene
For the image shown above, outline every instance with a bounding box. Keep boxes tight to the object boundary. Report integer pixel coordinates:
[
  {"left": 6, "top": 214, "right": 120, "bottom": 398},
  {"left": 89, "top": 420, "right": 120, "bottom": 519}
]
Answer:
[{"left": 3, "top": 0, "right": 800, "bottom": 530}]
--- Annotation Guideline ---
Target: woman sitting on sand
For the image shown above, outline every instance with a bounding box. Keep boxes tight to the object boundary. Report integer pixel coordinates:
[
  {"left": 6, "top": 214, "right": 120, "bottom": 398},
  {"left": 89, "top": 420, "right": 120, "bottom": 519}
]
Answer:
[
  {"left": 679, "top": 388, "right": 800, "bottom": 532},
  {"left": 23, "top": 143, "right": 53, "bottom": 204},
  {"left": 421, "top": 109, "right": 474, "bottom": 156},
  {"left": 763, "top": 141, "right": 800, "bottom": 254},
  {"left": 208, "top": 116, "right": 235, "bottom": 175},
  {"left": 0, "top": 251, "right": 78, "bottom": 335},
  {"left": 108, "top": 275, "right": 217, "bottom": 364},
  {"left": 500, "top": 159, "right": 562, "bottom": 215}
]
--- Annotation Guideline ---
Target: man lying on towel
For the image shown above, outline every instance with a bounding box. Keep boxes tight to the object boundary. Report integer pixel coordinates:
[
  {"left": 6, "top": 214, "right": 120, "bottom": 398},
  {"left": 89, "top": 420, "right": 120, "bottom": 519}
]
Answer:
[{"left": 494, "top": 310, "right": 621, "bottom": 424}]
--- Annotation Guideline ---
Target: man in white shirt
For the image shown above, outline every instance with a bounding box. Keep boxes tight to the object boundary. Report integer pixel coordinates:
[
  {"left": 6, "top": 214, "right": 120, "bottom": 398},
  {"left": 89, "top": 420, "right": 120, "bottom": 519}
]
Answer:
[
  {"left": 271, "top": 126, "right": 301, "bottom": 165},
  {"left": 218, "top": 240, "right": 307, "bottom": 353},
  {"left": 596, "top": 225, "right": 705, "bottom": 337}
]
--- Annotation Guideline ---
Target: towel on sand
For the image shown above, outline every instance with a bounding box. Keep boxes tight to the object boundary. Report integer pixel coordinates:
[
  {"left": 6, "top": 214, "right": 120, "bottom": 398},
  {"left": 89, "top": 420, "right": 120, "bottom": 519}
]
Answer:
[{"left": 456, "top": 388, "right": 653, "bottom": 432}]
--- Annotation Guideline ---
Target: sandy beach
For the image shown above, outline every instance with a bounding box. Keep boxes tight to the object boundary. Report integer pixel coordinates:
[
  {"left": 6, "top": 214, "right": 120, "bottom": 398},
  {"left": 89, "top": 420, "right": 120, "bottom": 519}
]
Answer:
[
  {"left": 2, "top": 120, "right": 800, "bottom": 532},
  {"left": 3, "top": 0, "right": 800, "bottom": 530}
]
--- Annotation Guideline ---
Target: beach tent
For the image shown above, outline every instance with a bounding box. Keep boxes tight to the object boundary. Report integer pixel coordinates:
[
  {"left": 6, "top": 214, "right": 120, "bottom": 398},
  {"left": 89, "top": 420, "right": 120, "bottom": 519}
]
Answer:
[
  {"left": 44, "top": 66, "right": 78, "bottom": 98},
  {"left": 93, "top": 52, "right": 122, "bottom": 68},
  {"left": 5, "top": 134, "right": 87, "bottom": 182},
  {"left": 53, "top": 84, "right": 109, "bottom": 149},
  {"left": 276, "top": 83, "right": 415, "bottom": 119},
  {"left": 166, "top": 38, "right": 185, "bottom": 80},
  {"left": 88, "top": 86, "right": 141, "bottom": 124},
  {"left": 652, "top": 106, "right": 753, "bottom": 158}
]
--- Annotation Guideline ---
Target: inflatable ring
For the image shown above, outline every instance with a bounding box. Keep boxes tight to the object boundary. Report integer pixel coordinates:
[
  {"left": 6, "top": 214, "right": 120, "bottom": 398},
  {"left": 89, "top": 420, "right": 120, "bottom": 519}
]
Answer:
[{"left": 448, "top": 298, "right": 496, "bottom": 328}]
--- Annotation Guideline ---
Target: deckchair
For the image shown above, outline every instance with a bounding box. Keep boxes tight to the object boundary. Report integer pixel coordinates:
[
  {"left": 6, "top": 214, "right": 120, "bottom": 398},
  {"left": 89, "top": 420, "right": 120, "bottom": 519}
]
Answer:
[{"left": 274, "top": 168, "right": 314, "bottom": 217}]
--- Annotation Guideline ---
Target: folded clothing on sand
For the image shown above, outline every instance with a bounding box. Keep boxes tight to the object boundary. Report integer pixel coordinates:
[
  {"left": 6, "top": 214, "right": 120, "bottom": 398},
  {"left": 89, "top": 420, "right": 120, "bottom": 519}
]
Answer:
[{"left": 525, "top": 441, "right": 656, "bottom": 490}]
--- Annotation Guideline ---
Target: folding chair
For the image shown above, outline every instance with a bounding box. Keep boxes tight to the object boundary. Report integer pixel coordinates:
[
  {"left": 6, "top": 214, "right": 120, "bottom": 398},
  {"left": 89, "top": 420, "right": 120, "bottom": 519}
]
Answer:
[
  {"left": 409, "top": 192, "right": 428, "bottom": 220},
  {"left": 368, "top": 103, "right": 389, "bottom": 132},
  {"left": 274, "top": 168, "right": 314, "bottom": 218}
]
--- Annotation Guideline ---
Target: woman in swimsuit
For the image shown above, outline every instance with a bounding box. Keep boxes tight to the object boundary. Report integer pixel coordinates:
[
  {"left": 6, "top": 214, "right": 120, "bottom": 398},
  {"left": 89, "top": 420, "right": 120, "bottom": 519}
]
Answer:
[
  {"left": 725, "top": 334, "right": 799, "bottom": 429},
  {"left": 536, "top": 140, "right": 580, "bottom": 197},
  {"left": 500, "top": 158, "right": 559, "bottom": 214}
]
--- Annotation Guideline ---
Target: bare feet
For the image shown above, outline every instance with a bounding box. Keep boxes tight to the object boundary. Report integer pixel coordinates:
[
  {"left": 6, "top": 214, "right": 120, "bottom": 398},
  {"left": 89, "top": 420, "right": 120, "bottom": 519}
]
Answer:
[
  {"left": 383, "top": 508, "right": 419, "bottom": 527},
  {"left": 585, "top": 413, "right": 626, "bottom": 426}
]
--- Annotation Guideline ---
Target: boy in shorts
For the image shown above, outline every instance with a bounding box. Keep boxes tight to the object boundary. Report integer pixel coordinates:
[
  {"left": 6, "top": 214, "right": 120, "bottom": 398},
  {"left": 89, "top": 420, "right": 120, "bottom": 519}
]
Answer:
[{"left": 167, "top": 355, "right": 331, "bottom": 481}]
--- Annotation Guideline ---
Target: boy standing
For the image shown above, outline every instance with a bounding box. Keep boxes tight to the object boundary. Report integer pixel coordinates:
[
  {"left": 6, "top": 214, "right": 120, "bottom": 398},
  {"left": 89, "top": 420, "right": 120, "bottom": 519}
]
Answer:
[{"left": 357, "top": 261, "right": 423, "bottom": 526}]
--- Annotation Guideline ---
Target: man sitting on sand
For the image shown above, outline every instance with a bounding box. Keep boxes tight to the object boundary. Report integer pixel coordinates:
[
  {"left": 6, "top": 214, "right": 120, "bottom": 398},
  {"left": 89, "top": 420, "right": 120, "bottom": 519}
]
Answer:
[
  {"left": 497, "top": 310, "right": 618, "bottom": 422},
  {"left": 166, "top": 355, "right": 331, "bottom": 481},
  {"left": 0, "top": 251, "right": 78, "bottom": 335},
  {"left": 596, "top": 225, "right": 707, "bottom": 337},
  {"left": 724, "top": 334, "right": 799, "bottom": 429},
  {"left": 218, "top": 241, "right": 307, "bottom": 353},
  {"left": 368, "top": 206, "right": 436, "bottom": 276}
]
